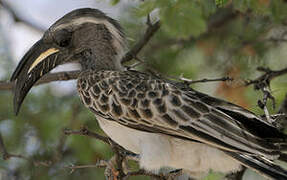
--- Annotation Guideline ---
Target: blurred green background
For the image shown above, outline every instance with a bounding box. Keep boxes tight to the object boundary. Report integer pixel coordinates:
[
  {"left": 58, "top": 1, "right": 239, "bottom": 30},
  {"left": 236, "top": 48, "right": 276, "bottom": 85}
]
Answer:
[{"left": 1, "top": 0, "right": 287, "bottom": 179}]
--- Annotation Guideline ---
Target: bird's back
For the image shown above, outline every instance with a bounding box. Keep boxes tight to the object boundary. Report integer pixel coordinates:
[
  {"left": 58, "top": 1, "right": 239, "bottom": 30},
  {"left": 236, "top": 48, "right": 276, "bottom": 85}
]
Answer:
[{"left": 77, "top": 70, "right": 287, "bottom": 158}]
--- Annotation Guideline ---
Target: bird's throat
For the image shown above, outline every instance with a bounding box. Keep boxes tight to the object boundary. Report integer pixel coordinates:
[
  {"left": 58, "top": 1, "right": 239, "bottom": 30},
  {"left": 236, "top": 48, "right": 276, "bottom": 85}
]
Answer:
[{"left": 79, "top": 48, "right": 123, "bottom": 71}]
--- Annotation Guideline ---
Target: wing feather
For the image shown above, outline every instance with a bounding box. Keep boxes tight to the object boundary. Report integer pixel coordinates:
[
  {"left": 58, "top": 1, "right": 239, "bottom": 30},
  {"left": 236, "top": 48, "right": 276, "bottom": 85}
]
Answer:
[{"left": 77, "top": 70, "right": 286, "bottom": 159}]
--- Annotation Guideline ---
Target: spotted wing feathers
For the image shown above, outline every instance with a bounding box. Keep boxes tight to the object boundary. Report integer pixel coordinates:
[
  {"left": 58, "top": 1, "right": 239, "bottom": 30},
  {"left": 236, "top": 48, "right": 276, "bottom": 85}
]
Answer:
[{"left": 77, "top": 70, "right": 287, "bottom": 159}]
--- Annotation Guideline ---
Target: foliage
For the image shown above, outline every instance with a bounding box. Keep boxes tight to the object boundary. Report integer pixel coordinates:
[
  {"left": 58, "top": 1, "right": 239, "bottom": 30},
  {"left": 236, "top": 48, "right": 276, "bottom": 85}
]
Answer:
[{"left": 1, "top": 0, "right": 287, "bottom": 179}]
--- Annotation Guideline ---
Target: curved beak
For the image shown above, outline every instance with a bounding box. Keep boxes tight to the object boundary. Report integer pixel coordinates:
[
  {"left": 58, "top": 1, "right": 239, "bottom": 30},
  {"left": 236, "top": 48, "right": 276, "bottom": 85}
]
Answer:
[{"left": 10, "top": 39, "right": 60, "bottom": 115}]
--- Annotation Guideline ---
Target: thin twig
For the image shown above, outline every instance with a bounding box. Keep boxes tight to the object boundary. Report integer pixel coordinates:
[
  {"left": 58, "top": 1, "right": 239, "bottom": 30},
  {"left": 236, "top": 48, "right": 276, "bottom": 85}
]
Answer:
[
  {"left": 179, "top": 75, "right": 233, "bottom": 85},
  {"left": 64, "top": 127, "right": 169, "bottom": 180},
  {"left": 65, "top": 162, "right": 106, "bottom": 174},
  {"left": 125, "top": 169, "right": 164, "bottom": 180},
  {"left": 245, "top": 67, "right": 287, "bottom": 88},
  {"left": 0, "top": 132, "right": 53, "bottom": 167},
  {"left": 110, "top": 141, "right": 126, "bottom": 179},
  {"left": 245, "top": 66, "right": 287, "bottom": 124},
  {"left": 0, "top": 70, "right": 80, "bottom": 91},
  {"left": 121, "top": 20, "right": 161, "bottom": 64},
  {"left": 63, "top": 126, "right": 110, "bottom": 144},
  {"left": 0, "top": 132, "right": 28, "bottom": 160},
  {"left": 129, "top": 56, "right": 234, "bottom": 86}
]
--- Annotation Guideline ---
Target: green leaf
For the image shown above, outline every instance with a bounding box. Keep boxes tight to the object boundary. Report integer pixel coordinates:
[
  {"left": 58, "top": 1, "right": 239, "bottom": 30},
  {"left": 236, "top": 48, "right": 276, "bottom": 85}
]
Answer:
[
  {"left": 270, "top": 0, "right": 287, "bottom": 23},
  {"left": 110, "top": 0, "right": 120, "bottom": 6},
  {"left": 160, "top": 1, "right": 207, "bottom": 38},
  {"left": 215, "top": 0, "right": 228, "bottom": 8},
  {"left": 135, "top": 1, "right": 158, "bottom": 17}
]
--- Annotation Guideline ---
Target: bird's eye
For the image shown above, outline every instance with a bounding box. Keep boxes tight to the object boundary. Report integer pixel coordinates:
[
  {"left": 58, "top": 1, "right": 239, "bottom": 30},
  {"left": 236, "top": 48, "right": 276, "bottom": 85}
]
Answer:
[{"left": 54, "top": 29, "right": 72, "bottom": 47}]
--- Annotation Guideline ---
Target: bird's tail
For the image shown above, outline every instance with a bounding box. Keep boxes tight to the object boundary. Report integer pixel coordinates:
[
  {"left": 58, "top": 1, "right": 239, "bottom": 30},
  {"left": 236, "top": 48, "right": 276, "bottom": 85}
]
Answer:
[{"left": 226, "top": 152, "right": 287, "bottom": 180}]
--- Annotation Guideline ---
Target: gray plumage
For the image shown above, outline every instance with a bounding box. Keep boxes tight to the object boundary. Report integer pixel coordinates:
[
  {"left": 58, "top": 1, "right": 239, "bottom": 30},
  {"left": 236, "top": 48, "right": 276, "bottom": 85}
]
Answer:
[
  {"left": 77, "top": 69, "right": 285, "bottom": 157},
  {"left": 11, "top": 8, "right": 287, "bottom": 180}
]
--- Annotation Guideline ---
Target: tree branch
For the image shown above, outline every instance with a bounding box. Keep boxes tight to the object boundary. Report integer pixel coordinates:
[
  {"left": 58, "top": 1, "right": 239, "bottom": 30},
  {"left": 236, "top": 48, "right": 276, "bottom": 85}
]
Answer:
[
  {"left": 245, "top": 66, "right": 287, "bottom": 122},
  {"left": 0, "top": 132, "right": 28, "bottom": 160},
  {"left": 0, "top": 70, "right": 80, "bottom": 91},
  {"left": 63, "top": 127, "right": 187, "bottom": 180},
  {"left": 63, "top": 126, "right": 110, "bottom": 145},
  {"left": 0, "top": 132, "right": 53, "bottom": 167},
  {"left": 179, "top": 75, "right": 233, "bottom": 85},
  {"left": 121, "top": 19, "right": 161, "bottom": 64},
  {"left": 245, "top": 67, "right": 287, "bottom": 88}
]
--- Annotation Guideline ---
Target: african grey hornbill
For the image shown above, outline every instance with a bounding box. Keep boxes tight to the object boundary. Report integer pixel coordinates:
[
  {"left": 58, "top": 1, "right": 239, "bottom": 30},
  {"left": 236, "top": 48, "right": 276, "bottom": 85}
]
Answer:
[{"left": 10, "top": 8, "right": 287, "bottom": 179}]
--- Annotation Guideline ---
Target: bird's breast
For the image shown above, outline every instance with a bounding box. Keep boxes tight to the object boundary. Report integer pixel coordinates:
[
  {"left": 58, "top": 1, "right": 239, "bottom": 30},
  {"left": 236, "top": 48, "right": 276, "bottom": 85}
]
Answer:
[{"left": 96, "top": 116, "right": 241, "bottom": 174}]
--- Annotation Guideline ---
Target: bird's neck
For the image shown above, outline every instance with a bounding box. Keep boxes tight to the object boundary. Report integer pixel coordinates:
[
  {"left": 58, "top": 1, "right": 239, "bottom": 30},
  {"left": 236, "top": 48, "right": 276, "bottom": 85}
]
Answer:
[
  {"left": 79, "top": 48, "right": 124, "bottom": 71},
  {"left": 78, "top": 24, "right": 126, "bottom": 72},
  {"left": 80, "top": 38, "right": 125, "bottom": 71}
]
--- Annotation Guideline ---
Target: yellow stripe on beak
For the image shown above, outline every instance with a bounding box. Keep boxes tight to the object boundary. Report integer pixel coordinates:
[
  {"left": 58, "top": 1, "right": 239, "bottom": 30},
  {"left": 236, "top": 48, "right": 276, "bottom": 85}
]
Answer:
[{"left": 28, "top": 48, "right": 59, "bottom": 73}]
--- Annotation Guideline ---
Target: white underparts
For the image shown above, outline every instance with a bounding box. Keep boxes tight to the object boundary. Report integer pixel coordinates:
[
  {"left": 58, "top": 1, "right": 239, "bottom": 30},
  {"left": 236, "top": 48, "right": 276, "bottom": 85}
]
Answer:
[{"left": 97, "top": 117, "right": 242, "bottom": 178}]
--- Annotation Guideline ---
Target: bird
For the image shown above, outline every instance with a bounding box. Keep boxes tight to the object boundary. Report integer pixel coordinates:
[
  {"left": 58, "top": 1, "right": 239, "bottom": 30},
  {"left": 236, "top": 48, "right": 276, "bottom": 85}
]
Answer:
[{"left": 10, "top": 8, "right": 287, "bottom": 180}]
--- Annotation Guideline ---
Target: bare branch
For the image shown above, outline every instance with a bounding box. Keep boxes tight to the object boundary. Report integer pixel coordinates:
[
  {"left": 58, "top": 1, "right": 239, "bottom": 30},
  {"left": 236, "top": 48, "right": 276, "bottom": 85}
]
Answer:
[
  {"left": 125, "top": 169, "right": 164, "bottom": 180},
  {"left": 245, "top": 67, "right": 287, "bottom": 88},
  {"left": 0, "top": 132, "right": 28, "bottom": 160},
  {"left": 0, "top": 132, "right": 53, "bottom": 168},
  {"left": 0, "top": 70, "right": 80, "bottom": 91},
  {"left": 63, "top": 127, "right": 187, "bottom": 180},
  {"left": 121, "top": 20, "right": 161, "bottom": 64},
  {"left": 178, "top": 75, "right": 233, "bottom": 85},
  {"left": 66, "top": 163, "right": 104, "bottom": 174},
  {"left": 244, "top": 66, "right": 287, "bottom": 123},
  {"left": 63, "top": 126, "right": 110, "bottom": 144}
]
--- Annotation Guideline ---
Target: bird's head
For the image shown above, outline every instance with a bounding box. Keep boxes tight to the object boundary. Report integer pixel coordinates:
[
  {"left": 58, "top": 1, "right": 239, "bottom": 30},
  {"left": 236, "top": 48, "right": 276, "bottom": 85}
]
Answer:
[{"left": 10, "top": 8, "right": 125, "bottom": 115}]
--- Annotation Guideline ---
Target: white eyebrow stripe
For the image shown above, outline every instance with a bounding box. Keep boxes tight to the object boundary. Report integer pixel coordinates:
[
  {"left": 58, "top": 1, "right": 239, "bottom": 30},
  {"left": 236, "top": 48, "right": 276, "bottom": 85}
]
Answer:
[
  {"left": 54, "top": 17, "right": 126, "bottom": 68},
  {"left": 54, "top": 17, "right": 124, "bottom": 46},
  {"left": 28, "top": 48, "right": 59, "bottom": 73}
]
